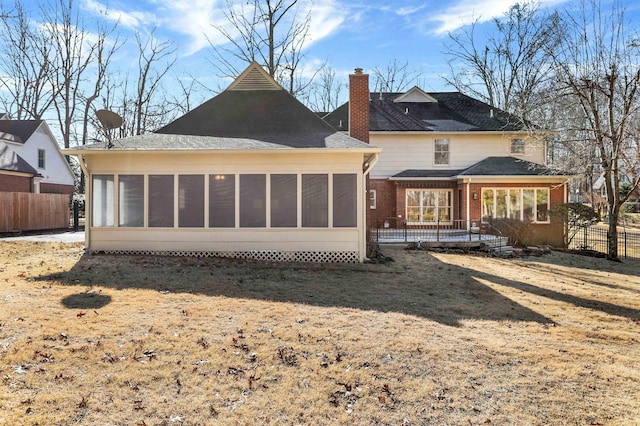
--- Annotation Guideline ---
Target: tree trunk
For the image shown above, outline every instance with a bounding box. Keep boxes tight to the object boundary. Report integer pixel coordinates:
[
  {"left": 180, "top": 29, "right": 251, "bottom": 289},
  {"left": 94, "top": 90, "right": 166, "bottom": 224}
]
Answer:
[{"left": 607, "top": 204, "right": 620, "bottom": 261}]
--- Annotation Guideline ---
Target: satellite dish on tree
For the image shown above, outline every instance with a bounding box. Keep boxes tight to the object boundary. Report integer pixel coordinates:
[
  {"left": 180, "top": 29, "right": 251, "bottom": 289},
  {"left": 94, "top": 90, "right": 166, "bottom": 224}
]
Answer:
[{"left": 96, "top": 109, "right": 123, "bottom": 130}]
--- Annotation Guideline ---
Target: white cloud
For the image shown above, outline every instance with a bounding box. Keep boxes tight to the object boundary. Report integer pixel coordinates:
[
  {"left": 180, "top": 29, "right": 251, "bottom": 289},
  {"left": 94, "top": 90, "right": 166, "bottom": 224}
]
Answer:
[
  {"left": 82, "top": 0, "right": 156, "bottom": 29},
  {"left": 427, "top": 0, "right": 569, "bottom": 35}
]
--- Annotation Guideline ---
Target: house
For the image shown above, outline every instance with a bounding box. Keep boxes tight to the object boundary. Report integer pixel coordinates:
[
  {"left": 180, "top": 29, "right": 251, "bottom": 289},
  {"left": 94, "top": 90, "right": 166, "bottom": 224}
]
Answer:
[
  {"left": 62, "top": 62, "right": 381, "bottom": 262},
  {"left": 324, "top": 69, "right": 570, "bottom": 246},
  {"left": 0, "top": 117, "right": 75, "bottom": 194}
]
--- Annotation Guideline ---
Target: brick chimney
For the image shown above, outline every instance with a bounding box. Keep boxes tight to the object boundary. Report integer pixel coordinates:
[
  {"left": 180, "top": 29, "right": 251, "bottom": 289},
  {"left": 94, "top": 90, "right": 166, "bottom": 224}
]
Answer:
[{"left": 349, "top": 67, "right": 370, "bottom": 143}]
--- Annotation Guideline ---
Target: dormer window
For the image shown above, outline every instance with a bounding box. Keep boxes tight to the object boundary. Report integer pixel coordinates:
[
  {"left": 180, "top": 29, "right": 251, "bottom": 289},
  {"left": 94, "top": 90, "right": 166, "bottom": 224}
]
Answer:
[{"left": 511, "top": 138, "right": 525, "bottom": 154}]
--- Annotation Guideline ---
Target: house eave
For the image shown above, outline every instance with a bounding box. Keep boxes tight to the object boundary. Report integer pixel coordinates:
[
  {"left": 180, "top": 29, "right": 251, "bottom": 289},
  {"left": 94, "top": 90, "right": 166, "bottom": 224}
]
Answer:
[{"left": 62, "top": 147, "right": 382, "bottom": 156}]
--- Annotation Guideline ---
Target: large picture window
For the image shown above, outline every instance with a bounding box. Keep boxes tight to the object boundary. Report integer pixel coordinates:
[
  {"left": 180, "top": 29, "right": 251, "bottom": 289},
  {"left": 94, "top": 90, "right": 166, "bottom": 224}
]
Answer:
[
  {"left": 406, "top": 190, "right": 452, "bottom": 223},
  {"left": 179, "top": 175, "right": 204, "bottom": 227},
  {"left": 92, "top": 174, "right": 114, "bottom": 227},
  {"left": 302, "top": 174, "right": 328, "bottom": 227},
  {"left": 118, "top": 175, "right": 144, "bottom": 227},
  {"left": 209, "top": 174, "right": 235, "bottom": 228},
  {"left": 148, "top": 175, "right": 174, "bottom": 227},
  {"left": 482, "top": 188, "right": 550, "bottom": 223}
]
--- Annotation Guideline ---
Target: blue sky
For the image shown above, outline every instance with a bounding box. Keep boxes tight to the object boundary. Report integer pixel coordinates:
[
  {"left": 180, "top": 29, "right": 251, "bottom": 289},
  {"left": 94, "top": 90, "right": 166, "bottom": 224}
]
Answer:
[{"left": 20, "top": 0, "right": 640, "bottom": 97}]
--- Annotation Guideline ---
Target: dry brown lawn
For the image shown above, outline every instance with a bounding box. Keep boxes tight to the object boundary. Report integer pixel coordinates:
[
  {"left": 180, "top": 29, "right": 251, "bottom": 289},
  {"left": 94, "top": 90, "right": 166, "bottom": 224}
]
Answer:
[{"left": 1, "top": 241, "right": 639, "bottom": 425}]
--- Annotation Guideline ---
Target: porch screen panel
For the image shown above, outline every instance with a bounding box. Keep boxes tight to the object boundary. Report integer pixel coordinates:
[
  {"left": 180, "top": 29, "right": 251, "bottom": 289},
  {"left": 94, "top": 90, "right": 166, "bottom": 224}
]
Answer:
[
  {"left": 179, "top": 175, "right": 204, "bottom": 227},
  {"left": 240, "top": 174, "right": 266, "bottom": 227},
  {"left": 118, "top": 175, "right": 144, "bottom": 227},
  {"left": 92, "top": 174, "right": 114, "bottom": 227},
  {"left": 302, "top": 174, "right": 328, "bottom": 227},
  {"left": 148, "top": 175, "right": 174, "bottom": 227},
  {"left": 537, "top": 189, "right": 549, "bottom": 222},
  {"left": 209, "top": 174, "right": 235, "bottom": 227},
  {"left": 270, "top": 174, "right": 297, "bottom": 227},
  {"left": 333, "top": 174, "right": 357, "bottom": 227}
]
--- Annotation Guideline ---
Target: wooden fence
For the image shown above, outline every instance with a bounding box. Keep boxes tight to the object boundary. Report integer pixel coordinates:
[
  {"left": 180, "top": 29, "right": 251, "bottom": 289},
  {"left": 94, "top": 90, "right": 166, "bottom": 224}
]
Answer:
[{"left": 0, "top": 192, "right": 70, "bottom": 233}]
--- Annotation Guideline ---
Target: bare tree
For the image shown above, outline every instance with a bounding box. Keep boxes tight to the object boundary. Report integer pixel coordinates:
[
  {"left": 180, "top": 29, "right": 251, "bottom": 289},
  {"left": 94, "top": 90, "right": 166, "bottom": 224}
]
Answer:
[
  {"left": 549, "top": 0, "right": 640, "bottom": 261},
  {"left": 132, "top": 30, "right": 176, "bottom": 135},
  {"left": 96, "top": 30, "right": 177, "bottom": 139},
  {"left": 444, "top": 2, "right": 560, "bottom": 122},
  {"left": 0, "top": 1, "right": 58, "bottom": 119},
  {"left": 305, "top": 66, "right": 345, "bottom": 113},
  {"left": 372, "top": 59, "right": 421, "bottom": 93},
  {"left": 207, "top": 0, "right": 317, "bottom": 95}
]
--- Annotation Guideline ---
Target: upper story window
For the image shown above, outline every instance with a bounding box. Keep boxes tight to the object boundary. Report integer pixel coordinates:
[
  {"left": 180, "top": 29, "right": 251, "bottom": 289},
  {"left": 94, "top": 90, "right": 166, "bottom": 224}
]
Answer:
[
  {"left": 511, "top": 138, "right": 525, "bottom": 154},
  {"left": 37, "top": 149, "right": 46, "bottom": 169},
  {"left": 434, "top": 139, "right": 449, "bottom": 165}
]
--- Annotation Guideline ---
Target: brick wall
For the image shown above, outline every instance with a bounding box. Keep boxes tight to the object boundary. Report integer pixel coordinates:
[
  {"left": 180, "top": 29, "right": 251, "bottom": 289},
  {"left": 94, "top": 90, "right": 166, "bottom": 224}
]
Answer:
[
  {"left": 369, "top": 179, "right": 396, "bottom": 224},
  {"left": 348, "top": 68, "right": 369, "bottom": 144},
  {"left": 467, "top": 181, "right": 567, "bottom": 247},
  {"left": 41, "top": 182, "right": 75, "bottom": 195},
  {"left": 0, "top": 174, "right": 32, "bottom": 193}
]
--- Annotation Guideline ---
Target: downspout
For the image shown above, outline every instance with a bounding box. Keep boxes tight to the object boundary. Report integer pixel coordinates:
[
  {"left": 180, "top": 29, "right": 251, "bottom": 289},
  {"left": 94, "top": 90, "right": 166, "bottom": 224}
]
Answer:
[
  {"left": 77, "top": 154, "right": 91, "bottom": 250},
  {"left": 362, "top": 153, "right": 380, "bottom": 261},
  {"left": 466, "top": 178, "right": 471, "bottom": 230}
]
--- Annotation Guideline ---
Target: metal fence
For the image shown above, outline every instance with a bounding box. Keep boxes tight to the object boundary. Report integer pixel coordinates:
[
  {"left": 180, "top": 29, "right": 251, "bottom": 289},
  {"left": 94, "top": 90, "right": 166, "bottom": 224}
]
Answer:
[{"left": 568, "top": 225, "right": 640, "bottom": 259}]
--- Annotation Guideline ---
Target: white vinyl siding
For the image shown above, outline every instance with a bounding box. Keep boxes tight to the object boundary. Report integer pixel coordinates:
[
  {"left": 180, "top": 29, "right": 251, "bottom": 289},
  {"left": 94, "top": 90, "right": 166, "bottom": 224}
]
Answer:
[{"left": 369, "top": 134, "right": 545, "bottom": 179}]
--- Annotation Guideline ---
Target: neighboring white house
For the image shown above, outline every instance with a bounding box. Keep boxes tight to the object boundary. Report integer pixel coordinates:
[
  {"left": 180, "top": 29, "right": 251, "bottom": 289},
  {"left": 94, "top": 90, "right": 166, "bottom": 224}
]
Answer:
[
  {"left": 63, "top": 62, "right": 380, "bottom": 262},
  {"left": 0, "top": 117, "right": 75, "bottom": 194}
]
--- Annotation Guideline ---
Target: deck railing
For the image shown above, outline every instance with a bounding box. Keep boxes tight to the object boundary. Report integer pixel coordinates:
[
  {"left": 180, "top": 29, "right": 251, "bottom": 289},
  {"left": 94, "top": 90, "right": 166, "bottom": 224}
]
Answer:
[{"left": 371, "top": 218, "right": 502, "bottom": 243}]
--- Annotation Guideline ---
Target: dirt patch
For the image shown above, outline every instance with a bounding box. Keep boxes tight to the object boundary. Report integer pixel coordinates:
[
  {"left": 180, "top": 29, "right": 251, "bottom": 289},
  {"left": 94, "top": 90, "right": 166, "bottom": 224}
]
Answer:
[{"left": 1, "top": 241, "right": 639, "bottom": 425}]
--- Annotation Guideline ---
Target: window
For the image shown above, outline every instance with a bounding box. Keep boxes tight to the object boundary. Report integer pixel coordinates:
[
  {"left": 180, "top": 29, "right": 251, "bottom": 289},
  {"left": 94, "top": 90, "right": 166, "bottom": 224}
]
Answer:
[
  {"left": 434, "top": 139, "right": 449, "bottom": 165},
  {"left": 302, "top": 174, "right": 328, "bottom": 227},
  {"left": 92, "top": 175, "right": 114, "bottom": 227},
  {"left": 240, "top": 174, "right": 266, "bottom": 227},
  {"left": 37, "top": 149, "right": 45, "bottom": 169},
  {"left": 481, "top": 188, "right": 550, "bottom": 223},
  {"left": 369, "top": 189, "right": 377, "bottom": 209},
  {"left": 118, "top": 175, "right": 144, "bottom": 227},
  {"left": 179, "top": 175, "right": 204, "bottom": 227},
  {"left": 271, "top": 174, "right": 297, "bottom": 227},
  {"left": 511, "top": 138, "right": 525, "bottom": 154},
  {"left": 209, "top": 174, "right": 235, "bottom": 228},
  {"left": 333, "top": 174, "right": 357, "bottom": 227},
  {"left": 406, "top": 190, "right": 452, "bottom": 223},
  {"left": 148, "top": 175, "right": 174, "bottom": 227}
]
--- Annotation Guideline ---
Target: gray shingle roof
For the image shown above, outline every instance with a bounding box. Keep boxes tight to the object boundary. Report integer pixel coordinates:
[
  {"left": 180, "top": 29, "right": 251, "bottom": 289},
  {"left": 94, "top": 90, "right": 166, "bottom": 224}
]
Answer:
[
  {"left": 0, "top": 120, "right": 43, "bottom": 144},
  {"left": 457, "top": 156, "right": 557, "bottom": 176},
  {"left": 0, "top": 141, "right": 39, "bottom": 175},
  {"left": 392, "top": 169, "right": 466, "bottom": 178},
  {"left": 391, "top": 157, "right": 564, "bottom": 180},
  {"left": 324, "top": 91, "right": 530, "bottom": 132},
  {"left": 74, "top": 132, "right": 370, "bottom": 151}
]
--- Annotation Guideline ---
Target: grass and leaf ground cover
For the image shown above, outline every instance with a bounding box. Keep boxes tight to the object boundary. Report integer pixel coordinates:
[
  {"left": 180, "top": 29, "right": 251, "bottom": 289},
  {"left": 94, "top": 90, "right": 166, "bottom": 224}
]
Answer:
[{"left": 1, "top": 241, "right": 639, "bottom": 425}]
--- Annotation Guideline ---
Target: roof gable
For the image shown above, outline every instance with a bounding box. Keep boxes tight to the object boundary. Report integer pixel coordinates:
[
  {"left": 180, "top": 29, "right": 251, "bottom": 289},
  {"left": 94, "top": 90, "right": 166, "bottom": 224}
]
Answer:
[
  {"left": 324, "top": 91, "right": 531, "bottom": 133},
  {"left": 0, "top": 120, "right": 43, "bottom": 144},
  {"left": 0, "top": 140, "right": 39, "bottom": 175},
  {"left": 393, "top": 86, "right": 438, "bottom": 103},
  {"left": 227, "top": 61, "right": 282, "bottom": 91}
]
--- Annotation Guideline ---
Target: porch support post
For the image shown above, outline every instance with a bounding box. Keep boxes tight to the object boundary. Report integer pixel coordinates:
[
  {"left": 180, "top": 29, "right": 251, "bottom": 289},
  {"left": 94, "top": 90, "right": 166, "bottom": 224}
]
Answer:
[{"left": 466, "top": 179, "right": 471, "bottom": 231}]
